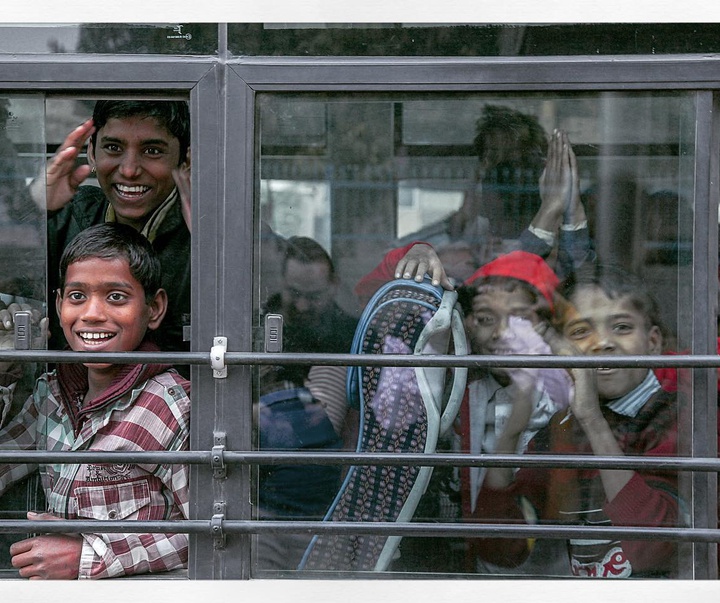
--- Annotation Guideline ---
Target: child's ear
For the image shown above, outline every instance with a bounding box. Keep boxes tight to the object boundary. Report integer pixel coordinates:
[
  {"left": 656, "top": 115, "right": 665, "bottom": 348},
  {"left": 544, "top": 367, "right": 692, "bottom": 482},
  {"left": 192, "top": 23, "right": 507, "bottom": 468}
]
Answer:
[
  {"left": 181, "top": 145, "right": 190, "bottom": 169},
  {"left": 146, "top": 288, "right": 168, "bottom": 331},
  {"left": 647, "top": 325, "right": 663, "bottom": 355}
]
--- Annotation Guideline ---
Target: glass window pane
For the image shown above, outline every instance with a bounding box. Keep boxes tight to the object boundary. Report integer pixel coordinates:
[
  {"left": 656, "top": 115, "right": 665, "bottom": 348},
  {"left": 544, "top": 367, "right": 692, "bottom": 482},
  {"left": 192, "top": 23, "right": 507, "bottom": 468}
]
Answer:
[
  {"left": 0, "top": 94, "right": 46, "bottom": 574},
  {"left": 0, "top": 96, "right": 193, "bottom": 579},
  {"left": 0, "top": 24, "right": 218, "bottom": 55},
  {"left": 254, "top": 90, "right": 696, "bottom": 578},
  {"left": 230, "top": 23, "right": 720, "bottom": 57}
]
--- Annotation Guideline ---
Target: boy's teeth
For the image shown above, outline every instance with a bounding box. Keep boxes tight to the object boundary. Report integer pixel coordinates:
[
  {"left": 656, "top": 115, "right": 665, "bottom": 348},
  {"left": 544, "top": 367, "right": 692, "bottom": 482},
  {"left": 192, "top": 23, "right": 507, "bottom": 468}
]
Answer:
[
  {"left": 116, "top": 185, "right": 148, "bottom": 193},
  {"left": 81, "top": 332, "right": 113, "bottom": 340}
]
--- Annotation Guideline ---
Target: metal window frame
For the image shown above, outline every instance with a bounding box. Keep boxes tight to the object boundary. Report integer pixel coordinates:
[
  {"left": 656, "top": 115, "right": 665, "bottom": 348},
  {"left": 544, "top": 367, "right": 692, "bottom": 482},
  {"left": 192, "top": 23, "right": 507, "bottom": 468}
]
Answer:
[
  {"left": 230, "top": 53, "right": 720, "bottom": 580},
  {"left": 0, "top": 46, "right": 715, "bottom": 579}
]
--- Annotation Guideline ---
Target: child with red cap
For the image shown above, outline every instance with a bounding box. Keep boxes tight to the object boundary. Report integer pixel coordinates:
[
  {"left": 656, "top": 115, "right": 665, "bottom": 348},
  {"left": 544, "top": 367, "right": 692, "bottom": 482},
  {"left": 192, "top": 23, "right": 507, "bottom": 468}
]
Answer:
[
  {"left": 454, "top": 251, "right": 573, "bottom": 525},
  {"left": 354, "top": 246, "right": 573, "bottom": 574}
]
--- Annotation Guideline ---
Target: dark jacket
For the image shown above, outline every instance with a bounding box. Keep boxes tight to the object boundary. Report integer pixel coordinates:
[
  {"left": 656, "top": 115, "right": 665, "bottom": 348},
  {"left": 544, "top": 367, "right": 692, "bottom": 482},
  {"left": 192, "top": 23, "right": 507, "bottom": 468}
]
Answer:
[{"left": 47, "top": 186, "right": 191, "bottom": 356}]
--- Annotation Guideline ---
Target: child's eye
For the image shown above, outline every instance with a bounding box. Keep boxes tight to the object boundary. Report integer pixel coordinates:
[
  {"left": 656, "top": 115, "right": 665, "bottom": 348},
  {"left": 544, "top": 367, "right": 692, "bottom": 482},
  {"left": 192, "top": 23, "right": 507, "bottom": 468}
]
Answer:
[
  {"left": 613, "top": 322, "right": 634, "bottom": 334},
  {"left": 144, "top": 147, "right": 164, "bottom": 156},
  {"left": 567, "top": 326, "right": 590, "bottom": 339},
  {"left": 473, "top": 314, "right": 495, "bottom": 326},
  {"left": 102, "top": 143, "right": 122, "bottom": 154},
  {"left": 107, "top": 292, "right": 128, "bottom": 303},
  {"left": 66, "top": 291, "right": 85, "bottom": 302}
]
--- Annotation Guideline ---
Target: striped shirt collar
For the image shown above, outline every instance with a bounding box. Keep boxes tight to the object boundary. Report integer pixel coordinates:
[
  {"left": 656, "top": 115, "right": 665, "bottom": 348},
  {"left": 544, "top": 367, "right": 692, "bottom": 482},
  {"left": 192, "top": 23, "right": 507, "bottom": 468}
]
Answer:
[
  {"left": 606, "top": 370, "right": 661, "bottom": 418},
  {"left": 104, "top": 187, "right": 179, "bottom": 243}
]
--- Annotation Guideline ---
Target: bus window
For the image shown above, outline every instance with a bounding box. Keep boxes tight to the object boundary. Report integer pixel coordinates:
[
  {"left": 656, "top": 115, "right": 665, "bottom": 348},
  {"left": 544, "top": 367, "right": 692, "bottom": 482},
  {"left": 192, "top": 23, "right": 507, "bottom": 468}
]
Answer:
[
  {"left": 0, "top": 94, "right": 46, "bottom": 574},
  {"left": 254, "top": 91, "right": 696, "bottom": 578}
]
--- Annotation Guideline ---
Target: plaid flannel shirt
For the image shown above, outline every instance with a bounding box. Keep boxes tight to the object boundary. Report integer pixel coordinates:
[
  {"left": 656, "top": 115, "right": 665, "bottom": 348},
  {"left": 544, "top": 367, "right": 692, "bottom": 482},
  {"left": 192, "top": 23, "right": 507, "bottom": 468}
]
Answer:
[{"left": 0, "top": 364, "right": 191, "bottom": 579}]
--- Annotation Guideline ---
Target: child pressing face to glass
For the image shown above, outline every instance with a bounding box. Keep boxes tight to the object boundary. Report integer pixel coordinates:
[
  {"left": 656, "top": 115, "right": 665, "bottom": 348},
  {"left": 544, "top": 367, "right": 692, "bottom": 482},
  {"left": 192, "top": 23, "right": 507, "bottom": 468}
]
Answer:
[
  {"left": 556, "top": 283, "right": 662, "bottom": 402},
  {"left": 464, "top": 276, "right": 552, "bottom": 386}
]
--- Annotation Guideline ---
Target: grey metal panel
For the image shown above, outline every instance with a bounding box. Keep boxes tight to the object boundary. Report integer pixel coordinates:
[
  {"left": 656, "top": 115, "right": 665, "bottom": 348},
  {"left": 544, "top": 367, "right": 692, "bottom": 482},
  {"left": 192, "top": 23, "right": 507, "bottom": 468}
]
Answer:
[
  {"left": 229, "top": 55, "right": 720, "bottom": 90},
  {"left": 210, "top": 62, "right": 257, "bottom": 581},
  {"left": 187, "top": 54, "right": 255, "bottom": 579},
  {"left": 187, "top": 63, "right": 224, "bottom": 580},
  {"left": 686, "top": 91, "right": 720, "bottom": 579},
  {"left": 0, "top": 57, "right": 215, "bottom": 89}
]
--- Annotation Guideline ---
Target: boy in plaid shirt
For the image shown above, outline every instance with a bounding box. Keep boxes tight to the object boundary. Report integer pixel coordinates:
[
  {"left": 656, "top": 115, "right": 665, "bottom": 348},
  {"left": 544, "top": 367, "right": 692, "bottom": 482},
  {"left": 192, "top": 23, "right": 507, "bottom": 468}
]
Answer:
[{"left": 0, "top": 222, "right": 190, "bottom": 579}]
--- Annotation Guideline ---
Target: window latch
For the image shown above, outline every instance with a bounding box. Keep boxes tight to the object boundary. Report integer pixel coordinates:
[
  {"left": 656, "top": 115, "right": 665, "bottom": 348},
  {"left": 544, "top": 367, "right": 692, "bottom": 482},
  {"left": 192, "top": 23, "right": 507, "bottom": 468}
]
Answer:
[
  {"left": 211, "top": 336, "right": 227, "bottom": 378},
  {"left": 264, "top": 314, "right": 283, "bottom": 353},
  {"left": 14, "top": 311, "right": 31, "bottom": 350}
]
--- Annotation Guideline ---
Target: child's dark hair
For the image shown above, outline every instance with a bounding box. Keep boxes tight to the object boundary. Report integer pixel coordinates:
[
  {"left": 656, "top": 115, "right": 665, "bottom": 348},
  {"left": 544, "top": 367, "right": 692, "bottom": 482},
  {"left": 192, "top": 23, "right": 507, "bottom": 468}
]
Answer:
[
  {"left": 473, "top": 104, "right": 548, "bottom": 172},
  {"left": 556, "top": 263, "right": 663, "bottom": 331},
  {"left": 91, "top": 100, "right": 190, "bottom": 164},
  {"left": 457, "top": 275, "right": 553, "bottom": 322},
  {"left": 59, "top": 223, "right": 162, "bottom": 303}
]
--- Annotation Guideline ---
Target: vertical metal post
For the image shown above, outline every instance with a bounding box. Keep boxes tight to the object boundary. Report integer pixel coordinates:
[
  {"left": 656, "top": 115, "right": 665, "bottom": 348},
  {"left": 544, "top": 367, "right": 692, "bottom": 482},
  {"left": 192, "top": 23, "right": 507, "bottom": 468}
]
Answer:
[{"left": 688, "top": 90, "right": 719, "bottom": 579}]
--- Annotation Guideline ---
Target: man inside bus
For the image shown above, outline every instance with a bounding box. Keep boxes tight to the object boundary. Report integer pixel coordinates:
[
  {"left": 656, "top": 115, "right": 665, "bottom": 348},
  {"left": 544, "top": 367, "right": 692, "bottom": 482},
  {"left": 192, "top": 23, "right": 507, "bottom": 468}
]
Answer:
[
  {"left": 260, "top": 235, "right": 359, "bottom": 446},
  {"left": 257, "top": 235, "right": 359, "bottom": 570},
  {"left": 263, "top": 236, "right": 356, "bottom": 361}
]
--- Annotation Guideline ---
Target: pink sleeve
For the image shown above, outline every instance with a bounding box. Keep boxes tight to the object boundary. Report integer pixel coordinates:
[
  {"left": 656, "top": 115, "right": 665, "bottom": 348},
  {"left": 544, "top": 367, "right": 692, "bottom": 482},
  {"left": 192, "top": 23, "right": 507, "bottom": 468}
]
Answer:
[{"left": 353, "top": 242, "right": 430, "bottom": 302}]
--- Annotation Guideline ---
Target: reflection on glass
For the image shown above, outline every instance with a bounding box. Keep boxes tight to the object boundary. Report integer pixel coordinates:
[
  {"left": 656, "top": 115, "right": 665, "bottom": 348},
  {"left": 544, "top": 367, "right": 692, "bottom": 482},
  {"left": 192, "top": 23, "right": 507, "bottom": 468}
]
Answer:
[
  {"left": 231, "top": 23, "right": 720, "bottom": 57},
  {"left": 255, "top": 91, "right": 695, "bottom": 578},
  {"left": 0, "top": 95, "right": 46, "bottom": 573},
  {"left": 0, "top": 23, "right": 217, "bottom": 55}
]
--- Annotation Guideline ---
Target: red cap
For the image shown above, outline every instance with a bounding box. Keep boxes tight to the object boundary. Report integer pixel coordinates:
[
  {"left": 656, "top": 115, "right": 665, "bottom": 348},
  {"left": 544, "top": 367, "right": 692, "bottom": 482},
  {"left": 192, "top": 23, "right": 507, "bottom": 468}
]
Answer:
[{"left": 464, "top": 250, "right": 559, "bottom": 309}]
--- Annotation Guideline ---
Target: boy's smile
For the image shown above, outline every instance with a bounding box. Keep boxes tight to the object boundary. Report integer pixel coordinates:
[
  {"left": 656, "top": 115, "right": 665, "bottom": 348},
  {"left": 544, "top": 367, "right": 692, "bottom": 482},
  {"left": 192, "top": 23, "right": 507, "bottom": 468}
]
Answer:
[
  {"left": 90, "top": 116, "right": 184, "bottom": 231},
  {"left": 57, "top": 257, "right": 165, "bottom": 382},
  {"left": 562, "top": 285, "right": 662, "bottom": 400}
]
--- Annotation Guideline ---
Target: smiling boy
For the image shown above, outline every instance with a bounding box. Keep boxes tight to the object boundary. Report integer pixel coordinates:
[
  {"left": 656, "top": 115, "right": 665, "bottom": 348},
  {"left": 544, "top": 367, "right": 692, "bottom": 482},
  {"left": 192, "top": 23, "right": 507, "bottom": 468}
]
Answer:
[
  {"left": 0, "top": 222, "right": 191, "bottom": 579},
  {"left": 32, "top": 100, "right": 191, "bottom": 358},
  {"left": 474, "top": 263, "right": 679, "bottom": 578}
]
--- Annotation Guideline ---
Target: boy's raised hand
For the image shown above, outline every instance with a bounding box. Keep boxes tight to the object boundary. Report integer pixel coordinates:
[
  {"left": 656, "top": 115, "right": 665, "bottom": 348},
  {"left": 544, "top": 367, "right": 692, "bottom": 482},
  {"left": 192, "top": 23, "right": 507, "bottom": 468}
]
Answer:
[
  {"left": 483, "top": 316, "right": 548, "bottom": 489},
  {"left": 535, "top": 129, "right": 584, "bottom": 230},
  {"left": 394, "top": 243, "right": 454, "bottom": 290},
  {"left": 540, "top": 318, "right": 602, "bottom": 424},
  {"left": 173, "top": 152, "right": 191, "bottom": 232},
  {"left": 30, "top": 119, "right": 96, "bottom": 212},
  {"left": 496, "top": 315, "right": 548, "bottom": 395}
]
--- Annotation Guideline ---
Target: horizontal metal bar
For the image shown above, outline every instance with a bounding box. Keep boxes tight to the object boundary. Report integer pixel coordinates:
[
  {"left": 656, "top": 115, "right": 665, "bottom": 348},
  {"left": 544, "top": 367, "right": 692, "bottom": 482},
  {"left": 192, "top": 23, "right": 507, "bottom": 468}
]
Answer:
[
  {"left": 0, "top": 450, "right": 212, "bottom": 464},
  {"left": 1, "top": 519, "right": 719, "bottom": 544},
  {"left": 2, "top": 350, "right": 720, "bottom": 369},
  {"left": 230, "top": 57, "right": 720, "bottom": 94},
  {"left": 224, "top": 451, "right": 720, "bottom": 472},
  {"left": 0, "top": 450, "right": 717, "bottom": 472},
  {"left": 230, "top": 353, "right": 720, "bottom": 369}
]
